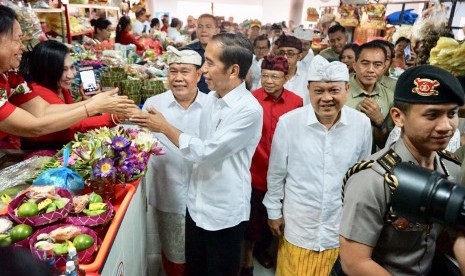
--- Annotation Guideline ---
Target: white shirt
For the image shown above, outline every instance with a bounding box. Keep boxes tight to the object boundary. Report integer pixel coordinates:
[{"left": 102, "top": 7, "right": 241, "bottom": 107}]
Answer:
[
  {"left": 167, "top": 27, "right": 183, "bottom": 42},
  {"left": 297, "top": 49, "right": 315, "bottom": 72},
  {"left": 284, "top": 67, "right": 309, "bottom": 106},
  {"left": 385, "top": 126, "right": 461, "bottom": 152},
  {"left": 179, "top": 82, "right": 263, "bottom": 231},
  {"left": 263, "top": 105, "right": 372, "bottom": 251},
  {"left": 250, "top": 56, "right": 263, "bottom": 91},
  {"left": 143, "top": 90, "right": 208, "bottom": 214},
  {"left": 133, "top": 20, "right": 149, "bottom": 36}
]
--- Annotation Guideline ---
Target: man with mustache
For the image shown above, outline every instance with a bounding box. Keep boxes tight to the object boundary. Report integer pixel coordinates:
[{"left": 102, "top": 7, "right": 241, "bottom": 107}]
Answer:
[
  {"left": 345, "top": 41, "right": 394, "bottom": 150},
  {"left": 264, "top": 56, "right": 372, "bottom": 275}
]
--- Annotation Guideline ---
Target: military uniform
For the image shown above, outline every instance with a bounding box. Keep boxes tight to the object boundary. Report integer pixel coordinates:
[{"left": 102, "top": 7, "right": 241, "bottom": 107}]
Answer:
[
  {"left": 340, "top": 139, "right": 461, "bottom": 275},
  {"left": 339, "top": 65, "right": 465, "bottom": 275}
]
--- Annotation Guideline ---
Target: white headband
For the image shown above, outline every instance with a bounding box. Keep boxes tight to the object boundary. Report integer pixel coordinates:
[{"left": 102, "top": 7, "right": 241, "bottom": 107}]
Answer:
[
  {"left": 307, "top": 55, "right": 349, "bottom": 82},
  {"left": 167, "top": 46, "right": 202, "bottom": 66}
]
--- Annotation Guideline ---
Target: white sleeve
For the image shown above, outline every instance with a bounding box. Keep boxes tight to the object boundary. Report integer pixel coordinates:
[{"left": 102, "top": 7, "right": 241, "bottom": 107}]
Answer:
[
  {"left": 360, "top": 119, "right": 373, "bottom": 161},
  {"left": 178, "top": 108, "right": 262, "bottom": 165},
  {"left": 263, "top": 119, "right": 288, "bottom": 219}
]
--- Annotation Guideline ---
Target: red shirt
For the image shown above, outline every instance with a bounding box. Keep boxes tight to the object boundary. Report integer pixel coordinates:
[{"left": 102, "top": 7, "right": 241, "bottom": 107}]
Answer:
[
  {"left": 250, "top": 88, "right": 303, "bottom": 191},
  {"left": 12, "top": 83, "right": 115, "bottom": 150},
  {"left": 118, "top": 31, "right": 144, "bottom": 51},
  {"left": 0, "top": 71, "right": 30, "bottom": 149}
]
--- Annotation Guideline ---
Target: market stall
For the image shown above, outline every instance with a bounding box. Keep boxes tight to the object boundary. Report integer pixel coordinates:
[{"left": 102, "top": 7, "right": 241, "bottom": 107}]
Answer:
[{"left": 0, "top": 126, "right": 163, "bottom": 275}]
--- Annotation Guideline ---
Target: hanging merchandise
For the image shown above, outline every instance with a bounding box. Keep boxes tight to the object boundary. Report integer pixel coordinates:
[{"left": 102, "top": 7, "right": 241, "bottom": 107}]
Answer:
[
  {"left": 386, "top": 9, "right": 418, "bottom": 25},
  {"left": 338, "top": 4, "right": 359, "bottom": 27},
  {"left": 3, "top": 0, "right": 43, "bottom": 47}
]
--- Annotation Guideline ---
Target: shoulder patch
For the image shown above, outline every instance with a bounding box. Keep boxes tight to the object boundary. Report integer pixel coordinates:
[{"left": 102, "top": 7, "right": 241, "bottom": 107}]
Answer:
[
  {"left": 438, "top": 150, "right": 462, "bottom": 166},
  {"left": 377, "top": 149, "right": 402, "bottom": 174}
]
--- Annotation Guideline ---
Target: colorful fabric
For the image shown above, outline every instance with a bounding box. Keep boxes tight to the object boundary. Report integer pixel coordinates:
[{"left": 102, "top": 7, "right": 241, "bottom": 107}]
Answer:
[
  {"left": 276, "top": 237, "right": 339, "bottom": 276},
  {"left": 261, "top": 55, "right": 289, "bottom": 75}
]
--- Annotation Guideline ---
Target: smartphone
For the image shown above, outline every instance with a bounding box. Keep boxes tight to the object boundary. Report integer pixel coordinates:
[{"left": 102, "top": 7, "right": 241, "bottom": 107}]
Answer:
[
  {"left": 404, "top": 44, "right": 411, "bottom": 61},
  {"left": 80, "top": 67, "right": 98, "bottom": 95}
]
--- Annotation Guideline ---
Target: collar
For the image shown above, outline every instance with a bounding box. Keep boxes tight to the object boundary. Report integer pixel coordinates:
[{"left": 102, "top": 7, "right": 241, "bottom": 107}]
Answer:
[
  {"left": 188, "top": 40, "right": 203, "bottom": 50},
  {"left": 212, "top": 82, "right": 246, "bottom": 108},
  {"left": 306, "top": 105, "right": 347, "bottom": 127},
  {"left": 393, "top": 138, "right": 446, "bottom": 176},
  {"left": 167, "top": 89, "right": 204, "bottom": 108},
  {"left": 260, "top": 87, "right": 287, "bottom": 103},
  {"left": 349, "top": 74, "right": 381, "bottom": 98}
]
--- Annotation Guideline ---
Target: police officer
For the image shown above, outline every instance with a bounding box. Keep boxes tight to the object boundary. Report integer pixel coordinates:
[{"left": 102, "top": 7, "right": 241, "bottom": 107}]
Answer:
[{"left": 338, "top": 65, "right": 465, "bottom": 275}]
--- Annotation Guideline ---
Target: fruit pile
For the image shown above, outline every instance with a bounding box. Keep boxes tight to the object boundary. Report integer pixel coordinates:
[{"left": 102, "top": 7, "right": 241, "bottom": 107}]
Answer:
[
  {"left": 0, "top": 217, "right": 33, "bottom": 247},
  {"left": 34, "top": 225, "right": 95, "bottom": 255},
  {"left": 72, "top": 192, "right": 108, "bottom": 216},
  {"left": 14, "top": 186, "right": 70, "bottom": 218}
]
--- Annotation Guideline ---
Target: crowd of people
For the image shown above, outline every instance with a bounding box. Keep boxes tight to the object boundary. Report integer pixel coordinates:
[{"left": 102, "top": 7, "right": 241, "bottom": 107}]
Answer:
[{"left": 2, "top": 3, "right": 465, "bottom": 276}]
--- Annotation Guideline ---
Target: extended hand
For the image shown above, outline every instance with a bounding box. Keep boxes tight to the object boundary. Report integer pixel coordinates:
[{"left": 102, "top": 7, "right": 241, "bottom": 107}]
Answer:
[
  {"left": 129, "top": 107, "right": 167, "bottom": 132},
  {"left": 88, "top": 88, "right": 136, "bottom": 115},
  {"left": 359, "top": 98, "right": 384, "bottom": 127},
  {"left": 268, "top": 218, "right": 285, "bottom": 237}
]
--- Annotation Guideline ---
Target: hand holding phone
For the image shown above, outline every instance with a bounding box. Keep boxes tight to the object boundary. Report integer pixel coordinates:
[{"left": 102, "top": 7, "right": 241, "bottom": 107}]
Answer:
[
  {"left": 80, "top": 67, "right": 98, "bottom": 95},
  {"left": 404, "top": 44, "right": 411, "bottom": 61}
]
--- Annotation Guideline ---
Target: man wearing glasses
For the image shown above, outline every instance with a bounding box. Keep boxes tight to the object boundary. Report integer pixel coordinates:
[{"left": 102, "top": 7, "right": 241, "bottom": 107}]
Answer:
[
  {"left": 241, "top": 55, "right": 303, "bottom": 275},
  {"left": 264, "top": 56, "right": 372, "bottom": 276},
  {"left": 275, "top": 34, "right": 309, "bottom": 105}
]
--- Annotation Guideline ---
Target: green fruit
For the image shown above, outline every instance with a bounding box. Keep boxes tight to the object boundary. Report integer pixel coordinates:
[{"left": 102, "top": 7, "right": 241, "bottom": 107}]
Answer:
[
  {"left": 53, "top": 242, "right": 68, "bottom": 255},
  {"left": 83, "top": 209, "right": 106, "bottom": 216},
  {"left": 88, "top": 193, "right": 103, "bottom": 204},
  {"left": 10, "top": 224, "right": 33, "bottom": 242},
  {"left": 73, "top": 234, "right": 94, "bottom": 251},
  {"left": 17, "top": 202, "right": 39, "bottom": 217},
  {"left": 0, "top": 234, "right": 12, "bottom": 247},
  {"left": 45, "top": 203, "right": 57, "bottom": 213},
  {"left": 53, "top": 199, "right": 67, "bottom": 209}
]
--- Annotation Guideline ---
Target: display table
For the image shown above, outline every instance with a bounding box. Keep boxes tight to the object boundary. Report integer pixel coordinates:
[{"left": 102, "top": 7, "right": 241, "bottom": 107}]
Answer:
[{"left": 82, "top": 178, "right": 148, "bottom": 275}]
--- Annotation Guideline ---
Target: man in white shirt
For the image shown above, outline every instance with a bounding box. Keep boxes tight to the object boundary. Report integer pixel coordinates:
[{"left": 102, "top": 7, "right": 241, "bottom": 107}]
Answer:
[
  {"left": 167, "top": 18, "right": 184, "bottom": 45},
  {"left": 263, "top": 56, "right": 372, "bottom": 276},
  {"left": 275, "top": 34, "right": 310, "bottom": 105},
  {"left": 140, "top": 46, "right": 206, "bottom": 275},
  {"left": 249, "top": 34, "right": 270, "bottom": 91},
  {"left": 294, "top": 27, "right": 314, "bottom": 72},
  {"left": 131, "top": 32, "right": 263, "bottom": 275},
  {"left": 133, "top": 8, "right": 149, "bottom": 36}
]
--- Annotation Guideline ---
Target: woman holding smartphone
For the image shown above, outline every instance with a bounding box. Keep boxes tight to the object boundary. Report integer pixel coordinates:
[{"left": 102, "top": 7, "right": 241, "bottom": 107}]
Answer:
[
  {"left": 17, "top": 40, "right": 125, "bottom": 150},
  {"left": 391, "top": 37, "right": 416, "bottom": 71},
  {"left": 0, "top": 5, "right": 135, "bottom": 149}
]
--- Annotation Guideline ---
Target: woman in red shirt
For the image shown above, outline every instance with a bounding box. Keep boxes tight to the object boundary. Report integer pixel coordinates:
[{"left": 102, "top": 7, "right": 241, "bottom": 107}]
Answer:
[
  {"left": 115, "top": 16, "right": 144, "bottom": 51},
  {"left": 17, "top": 40, "right": 123, "bottom": 150},
  {"left": 0, "top": 6, "right": 135, "bottom": 149}
]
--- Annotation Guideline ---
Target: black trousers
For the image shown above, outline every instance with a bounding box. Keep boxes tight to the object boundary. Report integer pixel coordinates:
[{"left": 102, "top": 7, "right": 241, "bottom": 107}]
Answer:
[{"left": 185, "top": 210, "right": 248, "bottom": 276}]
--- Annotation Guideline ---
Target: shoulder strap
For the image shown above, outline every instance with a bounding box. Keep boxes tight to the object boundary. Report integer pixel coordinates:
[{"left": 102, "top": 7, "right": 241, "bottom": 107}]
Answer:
[
  {"left": 341, "top": 160, "right": 375, "bottom": 203},
  {"left": 438, "top": 150, "right": 462, "bottom": 166}
]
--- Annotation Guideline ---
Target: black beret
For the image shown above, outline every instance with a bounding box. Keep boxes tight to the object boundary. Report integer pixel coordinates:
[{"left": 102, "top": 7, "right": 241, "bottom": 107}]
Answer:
[{"left": 394, "top": 65, "right": 465, "bottom": 106}]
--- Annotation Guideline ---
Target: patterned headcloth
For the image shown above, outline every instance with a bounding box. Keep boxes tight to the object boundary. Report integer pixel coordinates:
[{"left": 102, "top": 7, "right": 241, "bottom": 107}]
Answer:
[
  {"left": 275, "top": 34, "right": 303, "bottom": 52},
  {"left": 261, "top": 55, "right": 289, "bottom": 75}
]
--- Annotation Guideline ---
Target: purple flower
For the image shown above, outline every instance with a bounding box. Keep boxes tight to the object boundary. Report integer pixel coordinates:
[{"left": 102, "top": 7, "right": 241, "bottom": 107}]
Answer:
[
  {"left": 93, "top": 158, "right": 116, "bottom": 178},
  {"left": 111, "top": 136, "right": 130, "bottom": 151}
]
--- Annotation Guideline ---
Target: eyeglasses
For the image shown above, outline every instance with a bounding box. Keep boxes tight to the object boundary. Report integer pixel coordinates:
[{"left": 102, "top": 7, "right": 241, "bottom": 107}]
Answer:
[
  {"left": 261, "top": 74, "right": 284, "bottom": 81},
  {"left": 277, "top": 51, "right": 298, "bottom": 58}
]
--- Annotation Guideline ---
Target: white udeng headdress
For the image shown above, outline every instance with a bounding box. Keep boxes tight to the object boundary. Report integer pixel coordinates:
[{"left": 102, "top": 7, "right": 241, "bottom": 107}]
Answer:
[{"left": 307, "top": 55, "right": 349, "bottom": 82}]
